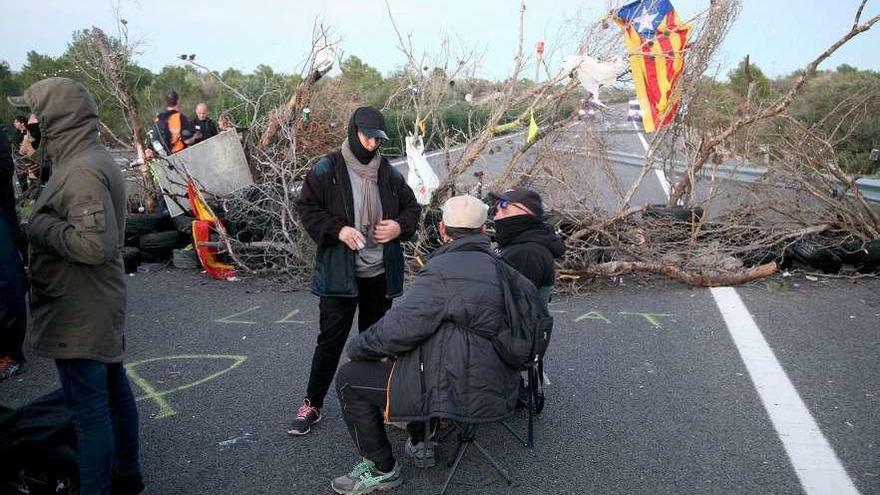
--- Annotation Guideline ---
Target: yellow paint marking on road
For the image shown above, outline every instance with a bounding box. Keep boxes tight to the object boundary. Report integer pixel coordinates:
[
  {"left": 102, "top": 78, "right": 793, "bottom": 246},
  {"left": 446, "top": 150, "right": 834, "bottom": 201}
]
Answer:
[
  {"left": 574, "top": 311, "right": 610, "bottom": 323},
  {"left": 126, "top": 354, "right": 248, "bottom": 420},
  {"left": 275, "top": 309, "right": 308, "bottom": 324},
  {"left": 215, "top": 306, "right": 261, "bottom": 324},
  {"left": 618, "top": 312, "right": 673, "bottom": 329}
]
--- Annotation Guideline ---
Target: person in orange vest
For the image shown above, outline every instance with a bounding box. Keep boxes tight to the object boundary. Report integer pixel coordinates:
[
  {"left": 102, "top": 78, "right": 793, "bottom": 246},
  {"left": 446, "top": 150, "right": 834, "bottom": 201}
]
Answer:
[{"left": 155, "top": 91, "right": 193, "bottom": 154}]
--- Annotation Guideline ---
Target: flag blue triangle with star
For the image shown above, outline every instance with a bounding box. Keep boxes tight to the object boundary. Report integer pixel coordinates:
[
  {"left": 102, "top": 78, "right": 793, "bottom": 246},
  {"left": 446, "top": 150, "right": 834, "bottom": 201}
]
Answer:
[{"left": 616, "top": 0, "right": 674, "bottom": 38}]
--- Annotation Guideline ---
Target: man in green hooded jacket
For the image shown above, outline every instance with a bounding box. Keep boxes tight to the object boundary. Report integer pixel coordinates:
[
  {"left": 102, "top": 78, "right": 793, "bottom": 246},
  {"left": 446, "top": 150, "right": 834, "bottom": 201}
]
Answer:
[{"left": 13, "top": 77, "right": 147, "bottom": 495}]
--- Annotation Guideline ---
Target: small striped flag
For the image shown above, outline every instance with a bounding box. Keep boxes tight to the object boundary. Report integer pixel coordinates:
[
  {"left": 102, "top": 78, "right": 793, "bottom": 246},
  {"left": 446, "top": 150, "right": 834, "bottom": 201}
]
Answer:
[{"left": 614, "top": 0, "right": 691, "bottom": 133}]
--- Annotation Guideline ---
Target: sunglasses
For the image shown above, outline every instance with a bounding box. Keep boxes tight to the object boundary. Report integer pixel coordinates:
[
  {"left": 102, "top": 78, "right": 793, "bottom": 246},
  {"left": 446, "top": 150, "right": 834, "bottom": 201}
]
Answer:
[{"left": 495, "top": 199, "right": 533, "bottom": 215}]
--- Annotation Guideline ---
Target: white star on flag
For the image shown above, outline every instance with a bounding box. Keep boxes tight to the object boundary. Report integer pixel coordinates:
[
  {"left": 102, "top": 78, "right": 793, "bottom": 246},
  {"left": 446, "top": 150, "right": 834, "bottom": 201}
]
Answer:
[{"left": 631, "top": 7, "right": 658, "bottom": 34}]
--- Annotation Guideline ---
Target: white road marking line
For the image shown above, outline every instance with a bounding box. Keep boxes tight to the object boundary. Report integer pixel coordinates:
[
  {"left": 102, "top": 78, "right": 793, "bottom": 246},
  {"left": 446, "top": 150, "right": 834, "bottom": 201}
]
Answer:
[
  {"left": 711, "top": 287, "right": 860, "bottom": 495},
  {"left": 637, "top": 116, "right": 857, "bottom": 494},
  {"left": 630, "top": 120, "right": 672, "bottom": 200}
]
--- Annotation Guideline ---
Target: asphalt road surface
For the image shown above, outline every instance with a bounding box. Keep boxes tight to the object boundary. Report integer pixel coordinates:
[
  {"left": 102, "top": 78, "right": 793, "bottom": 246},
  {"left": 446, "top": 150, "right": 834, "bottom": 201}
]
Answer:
[
  {"left": 2, "top": 106, "right": 878, "bottom": 495},
  {"left": 2, "top": 268, "right": 878, "bottom": 495}
]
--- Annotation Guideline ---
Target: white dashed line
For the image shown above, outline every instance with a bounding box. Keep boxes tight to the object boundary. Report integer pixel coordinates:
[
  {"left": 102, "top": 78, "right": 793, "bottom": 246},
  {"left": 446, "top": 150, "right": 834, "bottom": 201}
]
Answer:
[{"left": 630, "top": 120, "right": 672, "bottom": 199}]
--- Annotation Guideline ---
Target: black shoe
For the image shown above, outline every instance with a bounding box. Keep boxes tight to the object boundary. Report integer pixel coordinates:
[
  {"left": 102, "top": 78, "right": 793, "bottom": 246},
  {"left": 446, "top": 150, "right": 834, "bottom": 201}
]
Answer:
[
  {"left": 287, "top": 399, "right": 321, "bottom": 436},
  {"left": 113, "top": 471, "right": 148, "bottom": 495}
]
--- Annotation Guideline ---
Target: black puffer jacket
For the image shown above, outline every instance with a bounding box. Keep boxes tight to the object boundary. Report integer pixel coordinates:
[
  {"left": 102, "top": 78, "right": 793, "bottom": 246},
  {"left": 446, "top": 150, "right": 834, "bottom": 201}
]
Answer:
[
  {"left": 295, "top": 151, "right": 420, "bottom": 297},
  {"left": 494, "top": 216, "right": 566, "bottom": 292},
  {"left": 346, "top": 235, "right": 519, "bottom": 423}
]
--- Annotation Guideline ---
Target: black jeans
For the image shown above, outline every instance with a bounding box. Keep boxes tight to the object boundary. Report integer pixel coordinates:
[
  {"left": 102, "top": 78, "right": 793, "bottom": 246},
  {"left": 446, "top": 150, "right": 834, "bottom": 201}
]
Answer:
[
  {"left": 305, "top": 274, "right": 392, "bottom": 408},
  {"left": 336, "top": 360, "right": 395, "bottom": 468}
]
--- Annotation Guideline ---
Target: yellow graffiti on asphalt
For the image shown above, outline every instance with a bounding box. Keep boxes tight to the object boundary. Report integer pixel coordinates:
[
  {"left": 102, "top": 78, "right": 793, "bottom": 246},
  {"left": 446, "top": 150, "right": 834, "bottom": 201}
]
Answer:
[
  {"left": 618, "top": 312, "right": 673, "bottom": 329},
  {"left": 275, "top": 309, "right": 307, "bottom": 324},
  {"left": 215, "top": 306, "right": 261, "bottom": 324},
  {"left": 214, "top": 306, "right": 312, "bottom": 325},
  {"left": 126, "top": 354, "right": 248, "bottom": 420},
  {"left": 574, "top": 311, "right": 611, "bottom": 323},
  {"left": 573, "top": 311, "right": 673, "bottom": 328}
]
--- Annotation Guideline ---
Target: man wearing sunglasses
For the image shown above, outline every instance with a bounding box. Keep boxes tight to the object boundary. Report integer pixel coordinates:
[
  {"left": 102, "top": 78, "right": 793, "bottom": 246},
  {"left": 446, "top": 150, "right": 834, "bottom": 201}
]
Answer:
[
  {"left": 493, "top": 187, "right": 565, "bottom": 414},
  {"left": 493, "top": 187, "right": 565, "bottom": 303}
]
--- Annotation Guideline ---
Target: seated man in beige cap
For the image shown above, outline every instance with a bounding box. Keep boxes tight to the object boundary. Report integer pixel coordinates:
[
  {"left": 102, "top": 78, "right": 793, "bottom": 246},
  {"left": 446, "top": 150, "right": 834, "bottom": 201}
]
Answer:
[{"left": 329, "top": 195, "right": 521, "bottom": 495}]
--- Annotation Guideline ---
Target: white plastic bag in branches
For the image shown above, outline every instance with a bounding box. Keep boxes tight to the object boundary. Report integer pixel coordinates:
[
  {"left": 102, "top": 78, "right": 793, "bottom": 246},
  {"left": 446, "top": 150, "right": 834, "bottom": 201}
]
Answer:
[{"left": 405, "top": 134, "right": 439, "bottom": 206}]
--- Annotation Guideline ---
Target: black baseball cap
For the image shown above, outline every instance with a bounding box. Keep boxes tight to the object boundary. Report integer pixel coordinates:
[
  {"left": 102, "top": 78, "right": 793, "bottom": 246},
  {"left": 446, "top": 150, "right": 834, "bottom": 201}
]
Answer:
[
  {"left": 353, "top": 106, "right": 389, "bottom": 140},
  {"left": 497, "top": 187, "right": 544, "bottom": 219}
]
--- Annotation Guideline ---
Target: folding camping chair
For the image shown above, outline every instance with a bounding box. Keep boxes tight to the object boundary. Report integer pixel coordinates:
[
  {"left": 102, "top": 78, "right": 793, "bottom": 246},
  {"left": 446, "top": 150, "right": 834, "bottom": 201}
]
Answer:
[
  {"left": 434, "top": 420, "right": 513, "bottom": 495},
  {"left": 501, "top": 359, "right": 545, "bottom": 448}
]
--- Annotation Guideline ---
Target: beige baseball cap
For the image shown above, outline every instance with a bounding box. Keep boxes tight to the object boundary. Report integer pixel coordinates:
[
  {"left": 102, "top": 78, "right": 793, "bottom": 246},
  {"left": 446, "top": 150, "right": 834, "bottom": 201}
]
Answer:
[{"left": 441, "top": 195, "right": 488, "bottom": 228}]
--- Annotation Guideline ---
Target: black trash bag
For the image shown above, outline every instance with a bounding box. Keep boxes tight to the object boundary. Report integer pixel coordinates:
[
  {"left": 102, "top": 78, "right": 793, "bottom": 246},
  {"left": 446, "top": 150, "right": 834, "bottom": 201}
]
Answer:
[{"left": 0, "top": 390, "right": 79, "bottom": 495}]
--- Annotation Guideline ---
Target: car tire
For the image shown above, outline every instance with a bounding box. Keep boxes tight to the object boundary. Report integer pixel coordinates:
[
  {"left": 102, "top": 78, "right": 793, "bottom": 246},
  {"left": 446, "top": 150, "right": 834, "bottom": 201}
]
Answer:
[
  {"left": 172, "top": 215, "right": 196, "bottom": 234},
  {"left": 125, "top": 212, "right": 171, "bottom": 236},
  {"left": 172, "top": 248, "right": 201, "bottom": 270},
  {"left": 644, "top": 205, "right": 704, "bottom": 222},
  {"left": 786, "top": 238, "right": 841, "bottom": 273}
]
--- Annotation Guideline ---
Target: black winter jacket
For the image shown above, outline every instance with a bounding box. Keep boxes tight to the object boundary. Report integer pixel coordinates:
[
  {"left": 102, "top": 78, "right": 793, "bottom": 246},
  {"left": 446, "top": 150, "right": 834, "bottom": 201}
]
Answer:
[
  {"left": 296, "top": 150, "right": 420, "bottom": 297},
  {"left": 495, "top": 216, "right": 566, "bottom": 292},
  {"left": 346, "top": 235, "right": 520, "bottom": 423}
]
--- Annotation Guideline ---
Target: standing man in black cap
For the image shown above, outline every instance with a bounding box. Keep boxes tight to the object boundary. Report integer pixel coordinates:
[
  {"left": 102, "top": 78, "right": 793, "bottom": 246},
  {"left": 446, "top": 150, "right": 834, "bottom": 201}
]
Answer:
[{"left": 289, "top": 106, "right": 420, "bottom": 436}]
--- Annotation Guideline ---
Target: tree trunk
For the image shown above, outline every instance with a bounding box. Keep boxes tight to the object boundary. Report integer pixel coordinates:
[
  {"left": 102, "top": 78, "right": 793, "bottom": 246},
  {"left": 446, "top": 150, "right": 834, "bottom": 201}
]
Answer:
[
  {"left": 577, "top": 261, "right": 778, "bottom": 287},
  {"left": 92, "top": 27, "right": 153, "bottom": 210}
]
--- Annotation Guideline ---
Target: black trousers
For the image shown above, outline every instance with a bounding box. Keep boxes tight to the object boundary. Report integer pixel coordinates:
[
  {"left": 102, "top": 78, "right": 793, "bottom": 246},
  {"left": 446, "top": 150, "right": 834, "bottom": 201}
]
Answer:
[
  {"left": 336, "top": 360, "right": 432, "bottom": 468},
  {"left": 0, "top": 216, "right": 26, "bottom": 361},
  {"left": 305, "top": 274, "right": 392, "bottom": 408},
  {"left": 335, "top": 360, "right": 395, "bottom": 467}
]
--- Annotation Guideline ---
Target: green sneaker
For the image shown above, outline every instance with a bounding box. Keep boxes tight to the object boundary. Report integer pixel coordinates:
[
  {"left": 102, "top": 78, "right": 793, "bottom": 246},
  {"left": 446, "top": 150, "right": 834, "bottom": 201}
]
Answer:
[{"left": 330, "top": 458, "right": 402, "bottom": 495}]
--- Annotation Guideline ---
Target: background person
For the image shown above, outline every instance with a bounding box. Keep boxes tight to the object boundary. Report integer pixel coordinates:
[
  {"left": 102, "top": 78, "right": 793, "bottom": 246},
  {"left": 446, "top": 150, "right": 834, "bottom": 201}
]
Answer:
[
  {"left": 16, "top": 78, "right": 147, "bottom": 495},
  {"left": 191, "top": 102, "right": 218, "bottom": 144},
  {"left": 329, "top": 195, "right": 520, "bottom": 495},
  {"left": 289, "top": 106, "right": 420, "bottom": 436},
  {"left": 217, "top": 112, "right": 235, "bottom": 132},
  {"left": 10, "top": 114, "right": 39, "bottom": 194},
  {"left": 0, "top": 126, "right": 26, "bottom": 381},
  {"left": 154, "top": 91, "right": 191, "bottom": 153}
]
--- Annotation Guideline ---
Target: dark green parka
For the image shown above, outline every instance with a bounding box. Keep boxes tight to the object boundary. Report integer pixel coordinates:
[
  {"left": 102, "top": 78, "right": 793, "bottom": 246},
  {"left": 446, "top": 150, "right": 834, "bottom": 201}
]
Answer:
[{"left": 25, "top": 78, "right": 128, "bottom": 362}]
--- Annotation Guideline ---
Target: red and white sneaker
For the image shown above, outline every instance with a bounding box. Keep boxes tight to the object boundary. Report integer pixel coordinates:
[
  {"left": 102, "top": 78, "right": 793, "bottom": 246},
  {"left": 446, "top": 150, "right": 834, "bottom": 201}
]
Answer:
[{"left": 0, "top": 356, "right": 24, "bottom": 381}]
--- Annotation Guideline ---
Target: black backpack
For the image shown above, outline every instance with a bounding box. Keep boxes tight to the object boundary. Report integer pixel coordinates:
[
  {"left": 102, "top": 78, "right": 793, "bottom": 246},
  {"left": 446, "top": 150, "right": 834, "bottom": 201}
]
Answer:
[{"left": 492, "top": 258, "right": 554, "bottom": 371}]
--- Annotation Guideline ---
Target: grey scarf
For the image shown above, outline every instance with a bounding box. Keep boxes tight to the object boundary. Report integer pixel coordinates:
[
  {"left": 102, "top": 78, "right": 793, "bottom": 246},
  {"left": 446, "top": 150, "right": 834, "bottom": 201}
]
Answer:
[{"left": 341, "top": 138, "right": 382, "bottom": 229}]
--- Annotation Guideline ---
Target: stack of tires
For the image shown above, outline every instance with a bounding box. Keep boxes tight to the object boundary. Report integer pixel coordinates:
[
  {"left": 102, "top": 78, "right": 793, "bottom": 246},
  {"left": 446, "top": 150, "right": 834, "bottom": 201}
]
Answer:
[
  {"left": 784, "top": 238, "right": 880, "bottom": 274},
  {"left": 122, "top": 211, "right": 195, "bottom": 272}
]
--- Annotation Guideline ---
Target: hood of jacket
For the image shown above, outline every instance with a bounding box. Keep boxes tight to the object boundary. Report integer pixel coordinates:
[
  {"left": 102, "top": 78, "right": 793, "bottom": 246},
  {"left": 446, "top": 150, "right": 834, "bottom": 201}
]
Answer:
[
  {"left": 494, "top": 215, "right": 566, "bottom": 259},
  {"left": 429, "top": 233, "right": 495, "bottom": 261},
  {"left": 24, "top": 77, "right": 101, "bottom": 167}
]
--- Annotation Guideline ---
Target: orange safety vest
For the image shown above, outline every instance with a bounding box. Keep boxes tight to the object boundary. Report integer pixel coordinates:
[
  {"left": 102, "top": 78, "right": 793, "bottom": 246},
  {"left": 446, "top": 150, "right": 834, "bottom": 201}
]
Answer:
[{"left": 166, "top": 112, "right": 185, "bottom": 153}]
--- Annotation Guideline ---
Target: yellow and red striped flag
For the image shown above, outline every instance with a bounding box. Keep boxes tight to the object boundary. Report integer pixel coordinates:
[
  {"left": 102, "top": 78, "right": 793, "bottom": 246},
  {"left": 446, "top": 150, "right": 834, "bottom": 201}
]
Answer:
[{"left": 614, "top": 0, "right": 691, "bottom": 133}]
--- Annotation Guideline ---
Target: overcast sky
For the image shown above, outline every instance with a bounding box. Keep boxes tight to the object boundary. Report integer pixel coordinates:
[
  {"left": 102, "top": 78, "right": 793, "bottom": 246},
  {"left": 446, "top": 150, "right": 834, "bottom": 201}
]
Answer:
[{"left": 2, "top": 0, "right": 878, "bottom": 81}]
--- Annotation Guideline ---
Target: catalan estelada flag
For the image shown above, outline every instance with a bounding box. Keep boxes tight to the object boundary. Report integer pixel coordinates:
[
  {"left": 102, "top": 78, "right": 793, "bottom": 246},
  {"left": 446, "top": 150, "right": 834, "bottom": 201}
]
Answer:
[{"left": 614, "top": 0, "right": 691, "bottom": 133}]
